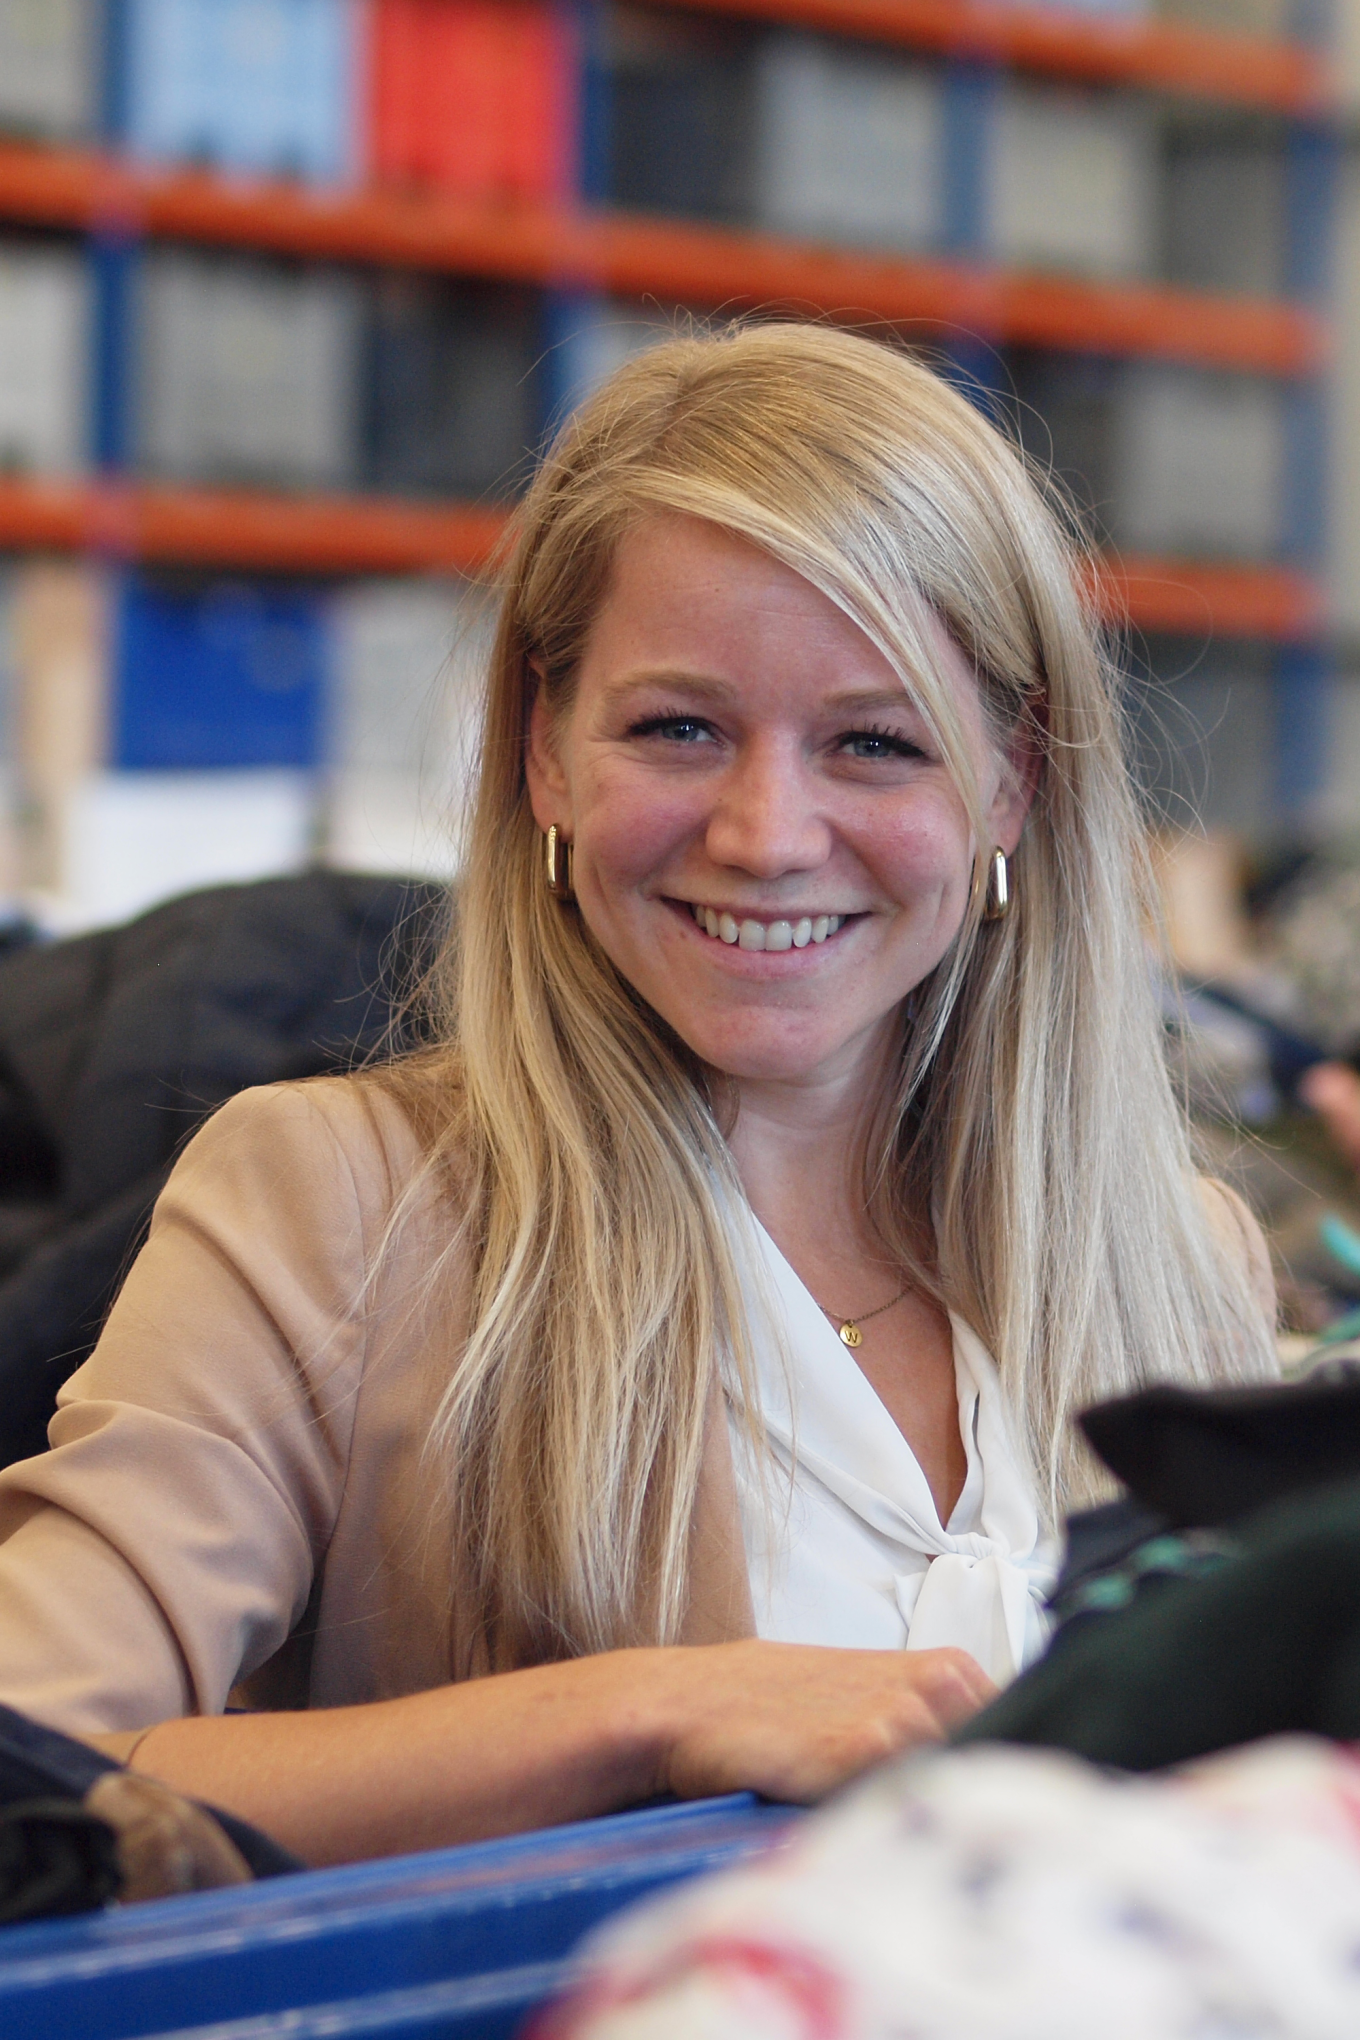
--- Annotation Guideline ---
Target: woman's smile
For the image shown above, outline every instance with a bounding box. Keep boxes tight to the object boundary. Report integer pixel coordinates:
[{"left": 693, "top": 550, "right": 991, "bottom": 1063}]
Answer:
[{"left": 682, "top": 902, "right": 849, "bottom": 949}]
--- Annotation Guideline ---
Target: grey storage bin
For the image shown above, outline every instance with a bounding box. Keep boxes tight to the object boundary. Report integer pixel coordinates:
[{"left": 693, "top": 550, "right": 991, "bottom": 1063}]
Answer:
[
  {"left": 0, "top": 238, "right": 91, "bottom": 475},
  {"left": 1156, "top": 0, "right": 1288, "bottom": 31},
  {"left": 0, "top": 0, "right": 99, "bottom": 142},
  {"left": 1011, "top": 354, "right": 1284, "bottom": 560},
  {"left": 1162, "top": 119, "right": 1286, "bottom": 298},
  {"left": 1113, "top": 364, "right": 1284, "bottom": 559},
  {"left": 136, "top": 248, "right": 362, "bottom": 491},
  {"left": 990, "top": 78, "right": 1157, "bottom": 278},
  {"left": 751, "top": 32, "right": 944, "bottom": 253}
]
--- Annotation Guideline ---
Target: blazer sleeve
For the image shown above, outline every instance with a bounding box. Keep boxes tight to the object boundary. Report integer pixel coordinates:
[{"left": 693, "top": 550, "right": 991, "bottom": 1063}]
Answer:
[{"left": 0, "top": 1080, "right": 384, "bottom": 1736}]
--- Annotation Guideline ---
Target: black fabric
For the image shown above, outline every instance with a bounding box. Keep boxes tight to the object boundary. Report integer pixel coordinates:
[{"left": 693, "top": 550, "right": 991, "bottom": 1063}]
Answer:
[
  {"left": 1078, "top": 1362, "right": 1360, "bottom": 1529},
  {"left": 0, "top": 1704, "right": 301, "bottom": 1920},
  {"left": 0, "top": 872, "right": 447, "bottom": 1468},
  {"left": 0, "top": 1801, "right": 121, "bottom": 1923},
  {"left": 0, "top": 1700, "right": 119, "bottom": 1801}
]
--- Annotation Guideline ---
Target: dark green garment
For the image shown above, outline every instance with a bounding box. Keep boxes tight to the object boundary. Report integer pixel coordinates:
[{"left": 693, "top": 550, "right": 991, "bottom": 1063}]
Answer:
[
  {"left": 956, "top": 1364, "right": 1360, "bottom": 1771},
  {"left": 957, "top": 1477, "right": 1360, "bottom": 1769}
]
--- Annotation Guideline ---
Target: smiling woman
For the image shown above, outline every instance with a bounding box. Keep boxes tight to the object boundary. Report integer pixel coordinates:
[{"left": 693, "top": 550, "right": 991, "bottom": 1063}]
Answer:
[{"left": 0, "top": 325, "right": 1276, "bottom": 1868}]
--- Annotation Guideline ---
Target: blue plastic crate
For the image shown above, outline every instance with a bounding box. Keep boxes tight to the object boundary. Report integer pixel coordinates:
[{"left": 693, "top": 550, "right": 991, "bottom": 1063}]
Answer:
[
  {"left": 0, "top": 1794, "right": 795, "bottom": 2040},
  {"left": 113, "top": 574, "right": 328, "bottom": 771},
  {"left": 122, "top": 0, "right": 360, "bottom": 184}
]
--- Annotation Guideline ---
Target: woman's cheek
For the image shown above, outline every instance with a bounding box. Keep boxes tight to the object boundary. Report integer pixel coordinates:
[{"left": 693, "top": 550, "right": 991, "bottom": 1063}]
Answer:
[
  {"left": 867, "top": 798, "right": 974, "bottom": 908},
  {"left": 584, "top": 770, "right": 704, "bottom": 878}
]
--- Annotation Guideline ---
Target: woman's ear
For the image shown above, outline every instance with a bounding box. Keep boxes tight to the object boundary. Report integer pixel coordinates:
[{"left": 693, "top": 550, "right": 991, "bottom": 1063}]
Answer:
[
  {"left": 525, "top": 659, "right": 572, "bottom": 835},
  {"left": 989, "top": 712, "right": 1043, "bottom": 857}
]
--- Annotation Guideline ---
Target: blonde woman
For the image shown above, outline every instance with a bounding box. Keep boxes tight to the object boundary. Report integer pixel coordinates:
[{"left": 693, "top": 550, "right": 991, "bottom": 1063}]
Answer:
[{"left": 0, "top": 327, "right": 1275, "bottom": 1866}]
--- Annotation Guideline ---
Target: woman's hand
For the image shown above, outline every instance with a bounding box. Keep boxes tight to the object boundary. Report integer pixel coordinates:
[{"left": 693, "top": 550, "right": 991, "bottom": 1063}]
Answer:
[
  {"left": 648, "top": 1639, "right": 995, "bottom": 1803},
  {"left": 109, "top": 1639, "right": 993, "bottom": 1866}
]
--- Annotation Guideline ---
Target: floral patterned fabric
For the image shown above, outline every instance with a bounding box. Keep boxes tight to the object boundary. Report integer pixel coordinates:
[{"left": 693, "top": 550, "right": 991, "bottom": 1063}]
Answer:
[{"left": 534, "top": 1737, "right": 1360, "bottom": 2040}]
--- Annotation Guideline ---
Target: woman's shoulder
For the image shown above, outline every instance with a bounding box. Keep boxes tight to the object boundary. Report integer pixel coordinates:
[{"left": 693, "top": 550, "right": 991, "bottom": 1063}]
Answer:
[
  {"left": 1195, "top": 1173, "right": 1276, "bottom": 1327},
  {"left": 185, "top": 1067, "right": 433, "bottom": 1191},
  {"left": 163, "top": 1064, "right": 462, "bottom": 1273}
]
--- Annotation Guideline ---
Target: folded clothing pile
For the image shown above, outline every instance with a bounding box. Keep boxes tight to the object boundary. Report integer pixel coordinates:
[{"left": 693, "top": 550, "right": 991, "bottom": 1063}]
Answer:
[{"left": 534, "top": 1736, "right": 1360, "bottom": 2040}]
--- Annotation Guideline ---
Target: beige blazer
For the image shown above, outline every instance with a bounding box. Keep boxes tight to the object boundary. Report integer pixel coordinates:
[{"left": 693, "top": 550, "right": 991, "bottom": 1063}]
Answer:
[{"left": 0, "top": 1078, "right": 756, "bottom": 1738}]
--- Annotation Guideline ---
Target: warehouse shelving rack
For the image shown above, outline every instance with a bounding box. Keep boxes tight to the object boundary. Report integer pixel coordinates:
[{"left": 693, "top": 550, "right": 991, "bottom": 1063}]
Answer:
[{"left": 0, "top": 3, "right": 1338, "bottom": 725}]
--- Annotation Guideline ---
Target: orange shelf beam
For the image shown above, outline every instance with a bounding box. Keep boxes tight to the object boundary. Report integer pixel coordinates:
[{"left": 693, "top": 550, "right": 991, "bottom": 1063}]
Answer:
[
  {"left": 0, "top": 478, "right": 506, "bottom": 577},
  {"left": 0, "top": 143, "right": 1325, "bottom": 377},
  {"left": 1085, "top": 553, "right": 1325, "bottom": 640},
  {"left": 666, "top": 1, "right": 1330, "bottom": 114},
  {"left": 0, "top": 478, "right": 1325, "bottom": 638}
]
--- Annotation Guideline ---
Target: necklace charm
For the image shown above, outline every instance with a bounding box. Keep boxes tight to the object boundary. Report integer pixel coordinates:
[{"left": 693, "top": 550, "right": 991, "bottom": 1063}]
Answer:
[{"left": 814, "top": 1279, "right": 911, "bottom": 1346}]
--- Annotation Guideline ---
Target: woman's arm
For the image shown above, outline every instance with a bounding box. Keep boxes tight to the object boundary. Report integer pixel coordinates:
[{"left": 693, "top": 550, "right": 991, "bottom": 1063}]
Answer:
[{"left": 99, "top": 1641, "right": 993, "bottom": 1867}]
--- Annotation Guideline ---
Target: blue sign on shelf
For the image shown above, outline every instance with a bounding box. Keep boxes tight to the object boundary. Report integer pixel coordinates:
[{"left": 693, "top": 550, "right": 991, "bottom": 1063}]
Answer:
[{"left": 113, "top": 575, "right": 327, "bottom": 771}]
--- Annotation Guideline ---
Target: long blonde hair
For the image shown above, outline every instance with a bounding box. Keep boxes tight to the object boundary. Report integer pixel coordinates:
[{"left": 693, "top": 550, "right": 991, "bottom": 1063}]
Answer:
[{"left": 377, "top": 323, "right": 1275, "bottom": 1671}]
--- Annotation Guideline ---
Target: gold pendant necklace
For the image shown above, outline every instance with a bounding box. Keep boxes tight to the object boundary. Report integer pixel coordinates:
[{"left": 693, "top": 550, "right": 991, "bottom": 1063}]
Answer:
[{"left": 814, "top": 1282, "right": 911, "bottom": 1349}]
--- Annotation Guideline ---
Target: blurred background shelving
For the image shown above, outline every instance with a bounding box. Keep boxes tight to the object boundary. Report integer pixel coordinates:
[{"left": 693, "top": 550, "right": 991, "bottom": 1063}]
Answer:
[{"left": 0, "top": 0, "right": 1346, "bottom": 930}]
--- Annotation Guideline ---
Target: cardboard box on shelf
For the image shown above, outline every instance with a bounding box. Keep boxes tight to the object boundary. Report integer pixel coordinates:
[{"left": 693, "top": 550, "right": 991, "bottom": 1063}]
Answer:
[
  {"left": 136, "top": 248, "right": 362, "bottom": 491},
  {"left": 8, "top": 557, "right": 105, "bottom": 908},
  {"left": 0, "top": 0, "right": 99, "bottom": 142},
  {"left": 364, "top": 273, "right": 540, "bottom": 500},
  {"left": 123, "top": 0, "right": 361, "bottom": 183},
  {"left": 9, "top": 560, "right": 108, "bottom": 866},
  {"left": 751, "top": 32, "right": 943, "bottom": 254},
  {"left": 990, "top": 78, "right": 1157, "bottom": 278},
  {"left": 0, "top": 239, "right": 91, "bottom": 476},
  {"left": 6, "top": 561, "right": 325, "bottom": 928}
]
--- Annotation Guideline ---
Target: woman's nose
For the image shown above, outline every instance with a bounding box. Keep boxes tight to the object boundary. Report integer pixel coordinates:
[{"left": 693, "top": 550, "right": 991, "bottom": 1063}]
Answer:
[{"left": 704, "top": 744, "right": 831, "bottom": 878}]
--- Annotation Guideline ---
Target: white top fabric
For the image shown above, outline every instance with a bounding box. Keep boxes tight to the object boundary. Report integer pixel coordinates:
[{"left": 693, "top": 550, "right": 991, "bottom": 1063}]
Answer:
[{"left": 733, "top": 1219, "right": 1058, "bottom": 1686}]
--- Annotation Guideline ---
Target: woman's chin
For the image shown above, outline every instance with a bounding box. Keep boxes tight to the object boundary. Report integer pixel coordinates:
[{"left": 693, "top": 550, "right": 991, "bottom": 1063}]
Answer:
[{"left": 691, "top": 1024, "right": 893, "bottom": 1091}]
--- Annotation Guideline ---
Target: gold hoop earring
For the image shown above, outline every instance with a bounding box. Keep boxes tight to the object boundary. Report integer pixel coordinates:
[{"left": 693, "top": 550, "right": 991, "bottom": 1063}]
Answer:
[
  {"left": 545, "top": 824, "right": 574, "bottom": 900},
  {"left": 983, "top": 847, "right": 1011, "bottom": 921}
]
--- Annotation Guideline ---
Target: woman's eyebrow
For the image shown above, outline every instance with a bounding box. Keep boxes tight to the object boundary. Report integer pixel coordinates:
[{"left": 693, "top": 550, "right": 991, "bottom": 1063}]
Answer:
[
  {"left": 600, "top": 671, "right": 735, "bottom": 709},
  {"left": 822, "top": 688, "right": 917, "bottom": 715}
]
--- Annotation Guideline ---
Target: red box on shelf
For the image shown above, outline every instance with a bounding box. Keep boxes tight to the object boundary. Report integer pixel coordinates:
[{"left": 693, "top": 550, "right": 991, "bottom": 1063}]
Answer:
[{"left": 367, "top": 0, "right": 575, "bottom": 204}]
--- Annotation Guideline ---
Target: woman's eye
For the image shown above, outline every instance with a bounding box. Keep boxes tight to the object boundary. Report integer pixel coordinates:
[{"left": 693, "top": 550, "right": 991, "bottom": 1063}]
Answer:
[
  {"left": 839, "top": 728, "right": 921, "bottom": 762},
  {"left": 629, "top": 714, "right": 714, "bottom": 745}
]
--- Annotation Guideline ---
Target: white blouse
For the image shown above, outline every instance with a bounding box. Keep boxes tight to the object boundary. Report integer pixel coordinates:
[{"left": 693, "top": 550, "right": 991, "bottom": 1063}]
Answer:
[{"left": 733, "top": 1219, "right": 1058, "bottom": 1687}]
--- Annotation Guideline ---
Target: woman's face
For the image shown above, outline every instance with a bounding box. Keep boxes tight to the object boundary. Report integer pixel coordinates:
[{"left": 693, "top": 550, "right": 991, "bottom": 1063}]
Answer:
[{"left": 527, "top": 514, "right": 1033, "bottom": 1096}]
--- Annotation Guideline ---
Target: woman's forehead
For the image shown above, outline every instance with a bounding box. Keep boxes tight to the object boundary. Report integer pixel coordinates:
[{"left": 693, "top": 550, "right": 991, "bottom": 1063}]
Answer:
[{"left": 581, "top": 513, "right": 980, "bottom": 714}]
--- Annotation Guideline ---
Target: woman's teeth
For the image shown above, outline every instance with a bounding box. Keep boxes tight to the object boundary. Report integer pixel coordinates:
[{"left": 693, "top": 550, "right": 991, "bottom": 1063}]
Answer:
[{"left": 688, "top": 905, "right": 844, "bottom": 951}]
